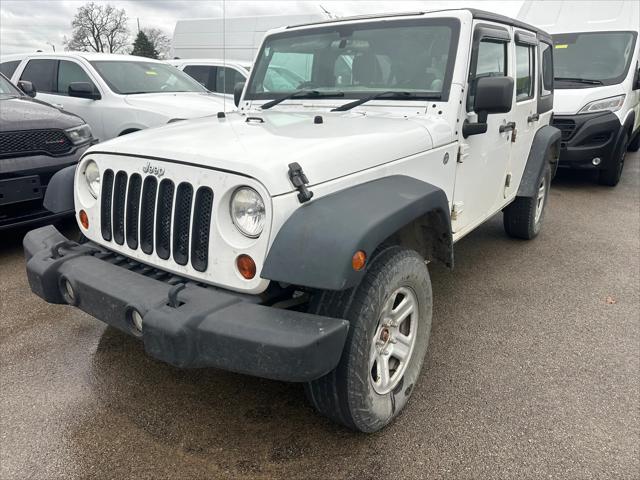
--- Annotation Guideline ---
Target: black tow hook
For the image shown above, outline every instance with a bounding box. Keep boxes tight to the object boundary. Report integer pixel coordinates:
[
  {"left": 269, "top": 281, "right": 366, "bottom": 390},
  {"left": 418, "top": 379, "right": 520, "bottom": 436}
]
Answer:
[{"left": 288, "top": 162, "right": 314, "bottom": 204}]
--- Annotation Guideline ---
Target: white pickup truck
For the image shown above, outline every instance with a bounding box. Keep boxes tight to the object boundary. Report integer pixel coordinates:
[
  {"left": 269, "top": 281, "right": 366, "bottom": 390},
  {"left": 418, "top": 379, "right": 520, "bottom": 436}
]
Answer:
[
  {"left": 1, "top": 53, "right": 226, "bottom": 142},
  {"left": 24, "top": 9, "right": 560, "bottom": 432}
]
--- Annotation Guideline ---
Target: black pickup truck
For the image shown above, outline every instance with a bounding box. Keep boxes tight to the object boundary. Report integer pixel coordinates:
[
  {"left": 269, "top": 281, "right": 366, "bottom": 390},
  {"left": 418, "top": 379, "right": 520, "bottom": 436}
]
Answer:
[{"left": 0, "top": 73, "right": 95, "bottom": 230}]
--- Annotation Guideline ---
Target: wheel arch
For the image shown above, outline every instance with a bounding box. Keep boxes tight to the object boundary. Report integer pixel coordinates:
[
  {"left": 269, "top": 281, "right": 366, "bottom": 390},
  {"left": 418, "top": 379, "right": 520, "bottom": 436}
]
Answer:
[
  {"left": 261, "top": 175, "right": 453, "bottom": 291},
  {"left": 517, "top": 125, "right": 561, "bottom": 197}
]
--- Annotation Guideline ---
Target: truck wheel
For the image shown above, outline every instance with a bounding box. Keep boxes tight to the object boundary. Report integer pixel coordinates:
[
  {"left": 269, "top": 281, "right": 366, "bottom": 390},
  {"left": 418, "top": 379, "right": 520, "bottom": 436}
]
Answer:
[
  {"left": 503, "top": 165, "right": 550, "bottom": 240},
  {"left": 598, "top": 132, "right": 628, "bottom": 186},
  {"left": 305, "top": 246, "right": 432, "bottom": 432},
  {"left": 627, "top": 132, "right": 640, "bottom": 152}
]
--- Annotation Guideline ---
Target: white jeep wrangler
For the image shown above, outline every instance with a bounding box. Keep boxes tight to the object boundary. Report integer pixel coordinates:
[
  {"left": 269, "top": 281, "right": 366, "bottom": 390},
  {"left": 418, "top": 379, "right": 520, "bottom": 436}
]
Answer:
[{"left": 24, "top": 9, "right": 560, "bottom": 432}]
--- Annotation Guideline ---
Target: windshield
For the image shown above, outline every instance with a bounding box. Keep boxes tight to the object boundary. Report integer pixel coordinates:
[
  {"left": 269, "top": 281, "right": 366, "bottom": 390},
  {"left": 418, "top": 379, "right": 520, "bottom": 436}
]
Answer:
[
  {"left": 0, "top": 74, "right": 22, "bottom": 97},
  {"left": 553, "top": 31, "right": 637, "bottom": 87},
  {"left": 246, "top": 18, "right": 460, "bottom": 101},
  {"left": 90, "top": 61, "right": 208, "bottom": 95}
]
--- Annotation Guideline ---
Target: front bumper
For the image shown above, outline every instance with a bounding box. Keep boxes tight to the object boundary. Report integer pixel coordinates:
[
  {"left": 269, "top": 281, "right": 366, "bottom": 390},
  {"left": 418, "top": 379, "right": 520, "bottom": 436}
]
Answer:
[
  {"left": 0, "top": 144, "right": 92, "bottom": 229},
  {"left": 24, "top": 225, "right": 349, "bottom": 382},
  {"left": 552, "top": 112, "right": 622, "bottom": 169}
]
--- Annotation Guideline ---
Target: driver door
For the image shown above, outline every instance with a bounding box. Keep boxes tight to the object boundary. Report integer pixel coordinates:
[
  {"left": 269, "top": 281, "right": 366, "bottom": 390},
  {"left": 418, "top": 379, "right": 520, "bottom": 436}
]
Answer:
[{"left": 452, "top": 23, "right": 515, "bottom": 236}]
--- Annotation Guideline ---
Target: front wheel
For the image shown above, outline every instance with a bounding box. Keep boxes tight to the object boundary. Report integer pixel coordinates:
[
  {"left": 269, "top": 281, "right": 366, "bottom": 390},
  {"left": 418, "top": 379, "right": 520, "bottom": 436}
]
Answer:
[
  {"left": 305, "top": 246, "right": 432, "bottom": 432},
  {"left": 599, "top": 132, "right": 628, "bottom": 186},
  {"left": 503, "top": 164, "right": 551, "bottom": 240}
]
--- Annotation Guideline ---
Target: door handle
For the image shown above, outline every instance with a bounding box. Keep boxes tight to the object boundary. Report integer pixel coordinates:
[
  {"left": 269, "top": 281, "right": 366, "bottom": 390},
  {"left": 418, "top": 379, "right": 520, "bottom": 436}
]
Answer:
[
  {"left": 527, "top": 113, "right": 540, "bottom": 123},
  {"left": 499, "top": 121, "right": 516, "bottom": 133}
]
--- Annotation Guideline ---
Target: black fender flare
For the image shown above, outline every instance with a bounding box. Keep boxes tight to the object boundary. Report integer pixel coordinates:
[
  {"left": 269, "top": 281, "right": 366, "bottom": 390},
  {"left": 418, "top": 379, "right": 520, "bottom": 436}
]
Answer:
[
  {"left": 517, "top": 125, "right": 561, "bottom": 197},
  {"left": 261, "top": 175, "right": 452, "bottom": 291},
  {"left": 43, "top": 164, "right": 76, "bottom": 213}
]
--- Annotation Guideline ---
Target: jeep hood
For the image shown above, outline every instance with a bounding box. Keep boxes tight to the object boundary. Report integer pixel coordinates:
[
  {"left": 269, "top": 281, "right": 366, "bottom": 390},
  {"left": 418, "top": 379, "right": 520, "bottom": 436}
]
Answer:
[
  {"left": 123, "top": 92, "right": 226, "bottom": 118},
  {"left": 93, "top": 111, "right": 444, "bottom": 195}
]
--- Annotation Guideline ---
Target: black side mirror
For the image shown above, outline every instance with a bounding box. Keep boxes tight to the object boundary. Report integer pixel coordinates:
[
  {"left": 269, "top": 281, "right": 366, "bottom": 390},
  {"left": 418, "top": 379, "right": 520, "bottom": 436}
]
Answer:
[
  {"left": 17, "top": 80, "right": 36, "bottom": 98},
  {"left": 234, "top": 81, "right": 245, "bottom": 107},
  {"left": 68, "top": 82, "right": 101, "bottom": 100},
  {"left": 633, "top": 67, "right": 640, "bottom": 91},
  {"left": 463, "top": 76, "right": 514, "bottom": 138}
]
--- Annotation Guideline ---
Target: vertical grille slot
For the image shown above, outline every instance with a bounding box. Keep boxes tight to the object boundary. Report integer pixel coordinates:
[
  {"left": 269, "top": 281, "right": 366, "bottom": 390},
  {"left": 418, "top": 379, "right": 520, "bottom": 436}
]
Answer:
[
  {"left": 155, "top": 179, "right": 174, "bottom": 260},
  {"left": 125, "top": 174, "right": 142, "bottom": 249},
  {"left": 100, "top": 169, "right": 114, "bottom": 241},
  {"left": 140, "top": 176, "right": 157, "bottom": 254},
  {"left": 173, "top": 182, "right": 193, "bottom": 266},
  {"left": 191, "top": 187, "right": 214, "bottom": 272},
  {"left": 112, "top": 171, "right": 128, "bottom": 245}
]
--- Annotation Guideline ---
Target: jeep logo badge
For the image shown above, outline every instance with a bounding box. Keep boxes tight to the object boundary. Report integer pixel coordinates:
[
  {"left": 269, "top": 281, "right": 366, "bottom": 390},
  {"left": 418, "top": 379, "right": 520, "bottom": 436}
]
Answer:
[{"left": 142, "top": 161, "right": 165, "bottom": 178}]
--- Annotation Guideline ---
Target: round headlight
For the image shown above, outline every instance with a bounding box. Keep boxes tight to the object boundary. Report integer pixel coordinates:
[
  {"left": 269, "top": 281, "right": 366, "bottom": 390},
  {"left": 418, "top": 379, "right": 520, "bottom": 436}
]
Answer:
[
  {"left": 84, "top": 160, "right": 100, "bottom": 199},
  {"left": 230, "top": 187, "right": 265, "bottom": 238}
]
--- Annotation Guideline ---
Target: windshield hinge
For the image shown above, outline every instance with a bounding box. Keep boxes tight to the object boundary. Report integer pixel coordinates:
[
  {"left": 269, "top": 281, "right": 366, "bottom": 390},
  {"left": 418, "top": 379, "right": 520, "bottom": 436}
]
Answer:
[{"left": 288, "top": 162, "right": 314, "bottom": 204}]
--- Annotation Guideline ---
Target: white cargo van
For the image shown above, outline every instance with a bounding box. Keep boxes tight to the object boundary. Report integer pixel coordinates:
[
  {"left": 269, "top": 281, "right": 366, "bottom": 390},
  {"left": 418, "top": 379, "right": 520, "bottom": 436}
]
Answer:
[
  {"left": 519, "top": 0, "right": 640, "bottom": 186},
  {"left": 171, "top": 13, "right": 330, "bottom": 62}
]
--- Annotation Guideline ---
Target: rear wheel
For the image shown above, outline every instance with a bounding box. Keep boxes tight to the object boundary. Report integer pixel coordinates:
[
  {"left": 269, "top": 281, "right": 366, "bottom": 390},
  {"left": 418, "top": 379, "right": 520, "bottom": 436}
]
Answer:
[
  {"left": 598, "top": 132, "right": 628, "bottom": 186},
  {"left": 305, "top": 246, "right": 432, "bottom": 432},
  {"left": 503, "top": 165, "right": 551, "bottom": 240}
]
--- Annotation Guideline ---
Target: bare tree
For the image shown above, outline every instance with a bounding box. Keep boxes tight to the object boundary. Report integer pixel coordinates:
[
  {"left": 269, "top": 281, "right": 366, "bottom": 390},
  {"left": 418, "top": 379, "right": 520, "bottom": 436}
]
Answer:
[
  {"left": 143, "top": 28, "right": 171, "bottom": 59},
  {"left": 64, "top": 3, "right": 130, "bottom": 53}
]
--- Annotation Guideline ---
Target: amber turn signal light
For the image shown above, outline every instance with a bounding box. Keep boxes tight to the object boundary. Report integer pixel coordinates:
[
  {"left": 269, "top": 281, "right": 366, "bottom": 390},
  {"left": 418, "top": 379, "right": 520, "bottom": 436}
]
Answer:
[
  {"left": 236, "top": 254, "right": 256, "bottom": 279},
  {"left": 79, "top": 209, "right": 89, "bottom": 229},
  {"left": 352, "top": 250, "right": 366, "bottom": 271}
]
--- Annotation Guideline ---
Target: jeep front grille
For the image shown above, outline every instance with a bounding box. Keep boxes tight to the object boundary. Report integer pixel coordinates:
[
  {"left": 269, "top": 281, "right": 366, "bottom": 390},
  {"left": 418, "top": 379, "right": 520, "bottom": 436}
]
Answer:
[{"left": 100, "top": 169, "right": 213, "bottom": 271}]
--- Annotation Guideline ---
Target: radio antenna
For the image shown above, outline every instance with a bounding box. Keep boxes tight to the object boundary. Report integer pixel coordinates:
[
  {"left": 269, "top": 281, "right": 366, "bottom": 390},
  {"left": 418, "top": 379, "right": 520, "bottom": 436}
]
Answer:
[{"left": 222, "top": 0, "right": 226, "bottom": 113}]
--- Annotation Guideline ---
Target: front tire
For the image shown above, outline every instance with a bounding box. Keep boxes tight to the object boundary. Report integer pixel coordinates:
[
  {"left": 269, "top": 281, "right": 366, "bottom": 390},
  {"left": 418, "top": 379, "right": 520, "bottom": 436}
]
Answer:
[
  {"left": 627, "top": 132, "right": 640, "bottom": 152},
  {"left": 503, "top": 164, "right": 551, "bottom": 240},
  {"left": 305, "top": 246, "right": 432, "bottom": 432},
  {"left": 598, "top": 132, "right": 628, "bottom": 186}
]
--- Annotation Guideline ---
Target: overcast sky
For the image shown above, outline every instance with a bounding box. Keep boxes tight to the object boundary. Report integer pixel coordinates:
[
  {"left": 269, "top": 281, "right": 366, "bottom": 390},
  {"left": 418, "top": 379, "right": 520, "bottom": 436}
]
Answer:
[{"left": 0, "top": 0, "right": 524, "bottom": 56}]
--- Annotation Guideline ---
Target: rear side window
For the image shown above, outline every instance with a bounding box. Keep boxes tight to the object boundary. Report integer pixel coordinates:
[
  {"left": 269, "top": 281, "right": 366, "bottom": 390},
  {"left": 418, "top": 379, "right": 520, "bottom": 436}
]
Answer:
[
  {"left": 183, "top": 65, "right": 217, "bottom": 90},
  {"left": 467, "top": 39, "right": 508, "bottom": 110},
  {"left": 58, "top": 60, "right": 96, "bottom": 95},
  {"left": 540, "top": 42, "right": 553, "bottom": 96},
  {"left": 0, "top": 60, "right": 20, "bottom": 78},
  {"left": 215, "top": 67, "right": 245, "bottom": 94},
  {"left": 20, "top": 59, "right": 57, "bottom": 93},
  {"left": 515, "top": 44, "right": 535, "bottom": 101}
]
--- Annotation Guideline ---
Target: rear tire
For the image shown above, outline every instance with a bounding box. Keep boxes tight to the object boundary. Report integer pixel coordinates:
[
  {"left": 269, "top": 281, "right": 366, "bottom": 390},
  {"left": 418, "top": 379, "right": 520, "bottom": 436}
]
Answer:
[
  {"left": 305, "top": 246, "right": 432, "bottom": 432},
  {"left": 504, "top": 164, "right": 551, "bottom": 240},
  {"left": 598, "top": 132, "right": 628, "bottom": 186}
]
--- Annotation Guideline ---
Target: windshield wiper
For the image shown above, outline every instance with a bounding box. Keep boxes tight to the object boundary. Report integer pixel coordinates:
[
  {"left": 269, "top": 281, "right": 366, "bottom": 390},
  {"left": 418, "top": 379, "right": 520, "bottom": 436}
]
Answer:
[
  {"left": 261, "top": 90, "right": 344, "bottom": 110},
  {"left": 331, "top": 91, "right": 441, "bottom": 112},
  {"left": 554, "top": 77, "right": 603, "bottom": 85}
]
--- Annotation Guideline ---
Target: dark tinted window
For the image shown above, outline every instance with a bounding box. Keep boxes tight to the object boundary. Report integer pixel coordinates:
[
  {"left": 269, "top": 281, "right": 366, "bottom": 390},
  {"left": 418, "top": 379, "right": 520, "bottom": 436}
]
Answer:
[
  {"left": 58, "top": 60, "right": 96, "bottom": 95},
  {"left": 515, "top": 44, "right": 535, "bottom": 101},
  {"left": 0, "top": 60, "right": 20, "bottom": 78},
  {"left": 467, "top": 39, "right": 507, "bottom": 110},
  {"left": 183, "top": 65, "right": 216, "bottom": 90},
  {"left": 540, "top": 42, "right": 553, "bottom": 96},
  {"left": 215, "top": 67, "right": 245, "bottom": 94},
  {"left": 20, "top": 59, "right": 57, "bottom": 93}
]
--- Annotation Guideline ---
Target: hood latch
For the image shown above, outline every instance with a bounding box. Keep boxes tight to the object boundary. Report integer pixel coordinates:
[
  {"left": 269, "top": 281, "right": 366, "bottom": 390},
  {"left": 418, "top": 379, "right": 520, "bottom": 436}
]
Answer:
[{"left": 288, "top": 162, "right": 314, "bottom": 204}]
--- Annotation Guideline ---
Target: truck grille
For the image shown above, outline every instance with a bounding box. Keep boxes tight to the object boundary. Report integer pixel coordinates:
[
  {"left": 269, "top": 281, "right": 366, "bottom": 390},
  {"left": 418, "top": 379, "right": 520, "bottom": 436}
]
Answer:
[
  {"left": 551, "top": 119, "right": 576, "bottom": 141},
  {"left": 100, "top": 169, "right": 214, "bottom": 272},
  {"left": 0, "top": 129, "right": 73, "bottom": 158}
]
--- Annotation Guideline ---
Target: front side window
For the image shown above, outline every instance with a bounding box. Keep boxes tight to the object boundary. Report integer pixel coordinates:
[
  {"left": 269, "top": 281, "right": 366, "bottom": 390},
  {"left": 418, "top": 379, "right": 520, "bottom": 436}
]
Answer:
[
  {"left": 183, "top": 65, "right": 217, "bottom": 90},
  {"left": 515, "top": 44, "right": 535, "bottom": 101},
  {"left": 246, "top": 18, "right": 460, "bottom": 101},
  {"left": 216, "top": 67, "right": 246, "bottom": 94},
  {"left": 20, "top": 59, "right": 57, "bottom": 93},
  {"left": 0, "top": 74, "right": 22, "bottom": 96},
  {"left": 58, "top": 60, "right": 97, "bottom": 96},
  {"left": 553, "top": 31, "right": 637, "bottom": 87},
  {"left": 467, "top": 39, "right": 507, "bottom": 110},
  {"left": 0, "top": 60, "right": 20, "bottom": 78},
  {"left": 90, "top": 61, "right": 208, "bottom": 94}
]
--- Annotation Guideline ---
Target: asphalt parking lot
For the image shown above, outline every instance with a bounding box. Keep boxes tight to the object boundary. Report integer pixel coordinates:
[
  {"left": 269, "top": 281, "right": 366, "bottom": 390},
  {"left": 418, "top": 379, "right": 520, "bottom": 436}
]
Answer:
[{"left": 1, "top": 152, "right": 638, "bottom": 480}]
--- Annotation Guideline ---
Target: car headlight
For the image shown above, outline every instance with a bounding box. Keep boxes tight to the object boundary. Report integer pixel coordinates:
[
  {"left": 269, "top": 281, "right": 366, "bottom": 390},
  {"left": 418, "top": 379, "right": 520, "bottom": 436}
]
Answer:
[
  {"left": 83, "top": 160, "right": 100, "bottom": 199},
  {"left": 578, "top": 95, "right": 625, "bottom": 114},
  {"left": 65, "top": 124, "right": 93, "bottom": 145},
  {"left": 230, "top": 187, "right": 265, "bottom": 238}
]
